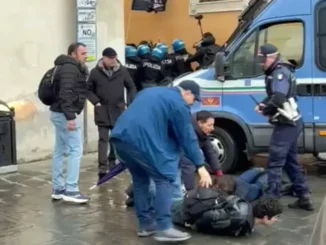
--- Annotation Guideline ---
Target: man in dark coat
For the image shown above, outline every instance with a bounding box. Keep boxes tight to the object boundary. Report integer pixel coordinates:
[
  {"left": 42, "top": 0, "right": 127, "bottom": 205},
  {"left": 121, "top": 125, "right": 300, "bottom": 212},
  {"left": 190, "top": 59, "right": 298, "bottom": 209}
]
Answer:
[
  {"left": 186, "top": 32, "right": 221, "bottom": 70},
  {"left": 87, "top": 47, "right": 137, "bottom": 180}
]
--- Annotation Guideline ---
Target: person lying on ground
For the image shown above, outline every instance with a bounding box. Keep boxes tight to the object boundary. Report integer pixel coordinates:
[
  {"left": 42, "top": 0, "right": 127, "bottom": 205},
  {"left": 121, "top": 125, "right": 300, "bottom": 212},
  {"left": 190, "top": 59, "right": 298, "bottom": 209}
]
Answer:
[
  {"left": 171, "top": 186, "right": 282, "bottom": 237},
  {"left": 215, "top": 167, "right": 296, "bottom": 202}
]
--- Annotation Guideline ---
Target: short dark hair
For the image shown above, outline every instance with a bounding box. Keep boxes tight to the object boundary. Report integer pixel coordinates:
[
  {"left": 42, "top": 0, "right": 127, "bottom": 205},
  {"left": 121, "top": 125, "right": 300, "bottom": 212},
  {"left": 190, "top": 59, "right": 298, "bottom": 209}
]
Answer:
[
  {"left": 67, "top": 42, "right": 86, "bottom": 55},
  {"left": 252, "top": 197, "right": 283, "bottom": 219},
  {"left": 196, "top": 110, "right": 214, "bottom": 123}
]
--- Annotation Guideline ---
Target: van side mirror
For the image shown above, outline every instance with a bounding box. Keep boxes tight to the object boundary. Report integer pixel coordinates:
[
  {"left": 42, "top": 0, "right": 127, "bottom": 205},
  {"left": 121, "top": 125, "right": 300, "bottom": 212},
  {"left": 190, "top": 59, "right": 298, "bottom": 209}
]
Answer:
[{"left": 214, "top": 52, "right": 226, "bottom": 82}]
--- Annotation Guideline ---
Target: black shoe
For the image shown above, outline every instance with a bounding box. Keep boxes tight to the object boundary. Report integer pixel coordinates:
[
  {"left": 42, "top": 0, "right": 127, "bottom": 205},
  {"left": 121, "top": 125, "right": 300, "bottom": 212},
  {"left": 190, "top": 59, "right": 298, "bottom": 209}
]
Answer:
[
  {"left": 288, "top": 195, "right": 314, "bottom": 211},
  {"left": 125, "top": 197, "right": 134, "bottom": 207},
  {"left": 98, "top": 173, "right": 106, "bottom": 181}
]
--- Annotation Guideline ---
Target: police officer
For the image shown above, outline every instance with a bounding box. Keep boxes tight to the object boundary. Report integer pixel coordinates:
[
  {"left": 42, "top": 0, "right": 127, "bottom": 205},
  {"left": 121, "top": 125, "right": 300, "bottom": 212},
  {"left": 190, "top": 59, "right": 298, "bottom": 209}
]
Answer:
[
  {"left": 141, "top": 47, "right": 165, "bottom": 88},
  {"left": 137, "top": 44, "right": 151, "bottom": 61},
  {"left": 171, "top": 39, "right": 193, "bottom": 76},
  {"left": 157, "top": 43, "right": 177, "bottom": 80},
  {"left": 255, "top": 43, "right": 313, "bottom": 211},
  {"left": 186, "top": 32, "right": 220, "bottom": 70},
  {"left": 125, "top": 45, "right": 143, "bottom": 91}
]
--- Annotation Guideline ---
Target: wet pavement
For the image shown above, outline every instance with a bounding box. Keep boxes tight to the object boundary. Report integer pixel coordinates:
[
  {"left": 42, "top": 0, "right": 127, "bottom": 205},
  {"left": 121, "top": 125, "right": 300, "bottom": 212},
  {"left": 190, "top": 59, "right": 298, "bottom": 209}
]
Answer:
[{"left": 0, "top": 153, "right": 325, "bottom": 245}]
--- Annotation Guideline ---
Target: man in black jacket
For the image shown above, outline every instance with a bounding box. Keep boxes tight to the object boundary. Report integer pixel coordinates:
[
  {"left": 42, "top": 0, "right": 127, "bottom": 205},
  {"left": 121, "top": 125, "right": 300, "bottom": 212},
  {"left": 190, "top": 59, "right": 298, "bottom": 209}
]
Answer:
[
  {"left": 180, "top": 110, "right": 222, "bottom": 191},
  {"left": 87, "top": 47, "right": 137, "bottom": 180},
  {"left": 49, "top": 42, "right": 89, "bottom": 204},
  {"left": 186, "top": 32, "right": 221, "bottom": 70}
]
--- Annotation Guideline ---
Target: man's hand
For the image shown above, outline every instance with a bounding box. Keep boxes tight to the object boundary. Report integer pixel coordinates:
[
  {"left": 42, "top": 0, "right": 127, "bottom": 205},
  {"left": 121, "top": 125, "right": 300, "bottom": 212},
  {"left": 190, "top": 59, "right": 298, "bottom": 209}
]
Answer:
[
  {"left": 197, "top": 166, "right": 212, "bottom": 188},
  {"left": 67, "top": 120, "right": 76, "bottom": 131},
  {"left": 254, "top": 103, "right": 265, "bottom": 114}
]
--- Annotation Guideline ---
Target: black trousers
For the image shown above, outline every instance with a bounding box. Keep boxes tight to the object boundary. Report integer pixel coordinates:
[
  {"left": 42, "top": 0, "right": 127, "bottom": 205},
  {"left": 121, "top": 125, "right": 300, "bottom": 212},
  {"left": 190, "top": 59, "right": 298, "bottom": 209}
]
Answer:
[{"left": 98, "top": 126, "right": 116, "bottom": 174}]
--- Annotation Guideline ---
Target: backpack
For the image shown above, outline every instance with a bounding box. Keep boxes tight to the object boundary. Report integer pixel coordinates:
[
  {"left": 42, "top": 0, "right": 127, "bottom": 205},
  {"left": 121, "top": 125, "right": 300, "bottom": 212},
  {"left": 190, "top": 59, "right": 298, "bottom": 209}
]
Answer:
[
  {"left": 38, "top": 66, "right": 60, "bottom": 106},
  {"left": 182, "top": 188, "right": 255, "bottom": 237}
]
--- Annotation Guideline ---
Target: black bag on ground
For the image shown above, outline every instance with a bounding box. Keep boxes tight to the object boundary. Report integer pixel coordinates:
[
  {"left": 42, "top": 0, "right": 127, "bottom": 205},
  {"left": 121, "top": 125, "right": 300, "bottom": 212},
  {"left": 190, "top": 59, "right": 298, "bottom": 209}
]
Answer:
[
  {"left": 38, "top": 66, "right": 60, "bottom": 106},
  {"left": 182, "top": 188, "right": 255, "bottom": 237}
]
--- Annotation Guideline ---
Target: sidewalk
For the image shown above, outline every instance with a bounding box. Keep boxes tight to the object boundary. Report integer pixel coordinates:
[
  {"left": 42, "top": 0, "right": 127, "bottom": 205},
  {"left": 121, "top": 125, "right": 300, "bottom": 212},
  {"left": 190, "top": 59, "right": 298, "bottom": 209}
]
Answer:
[{"left": 0, "top": 154, "right": 325, "bottom": 245}]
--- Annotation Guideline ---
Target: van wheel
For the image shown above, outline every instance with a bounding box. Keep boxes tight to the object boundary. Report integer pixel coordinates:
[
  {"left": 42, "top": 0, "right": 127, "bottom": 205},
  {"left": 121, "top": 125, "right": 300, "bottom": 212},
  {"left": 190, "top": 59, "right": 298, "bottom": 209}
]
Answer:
[{"left": 209, "top": 127, "right": 238, "bottom": 173}]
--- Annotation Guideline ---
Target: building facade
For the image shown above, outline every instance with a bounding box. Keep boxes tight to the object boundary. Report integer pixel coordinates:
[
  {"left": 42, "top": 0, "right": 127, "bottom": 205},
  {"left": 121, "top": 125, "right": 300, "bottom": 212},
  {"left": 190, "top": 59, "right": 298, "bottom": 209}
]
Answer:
[
  {"left": 0, "top": 0, "right": 125, "bottom": 163},
  {"left": 124, "top": 0, "right": 249, "bottom": 49}
]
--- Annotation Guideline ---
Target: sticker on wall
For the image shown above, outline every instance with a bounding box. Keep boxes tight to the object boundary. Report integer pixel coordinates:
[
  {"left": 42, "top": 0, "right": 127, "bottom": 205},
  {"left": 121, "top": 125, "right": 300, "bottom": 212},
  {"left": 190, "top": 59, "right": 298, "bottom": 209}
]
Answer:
[{"left": 201, "top": 96, "right": 221, "bottom": 106}]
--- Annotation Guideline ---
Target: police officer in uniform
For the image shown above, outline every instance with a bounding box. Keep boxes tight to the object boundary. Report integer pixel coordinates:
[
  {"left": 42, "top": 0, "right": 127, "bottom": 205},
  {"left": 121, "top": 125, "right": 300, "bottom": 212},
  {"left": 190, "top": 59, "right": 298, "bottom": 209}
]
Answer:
[
  {"left": 125, "top": 45, "right": 143, "bottom": 91},
  {"left": 255, "top": 43, "right": 313, "bottom": 211},
  {"left": 171, "top": 39, "right": 193, "bottom": 76},
  {"left": 137, "top": 44, "right": 151, "bottom": 61},
  {"left": 141, "top": 47, "right": 165, "bottom": 88},
  {"left": 157, "top": 43, "right": 177, "bottom": 80}
]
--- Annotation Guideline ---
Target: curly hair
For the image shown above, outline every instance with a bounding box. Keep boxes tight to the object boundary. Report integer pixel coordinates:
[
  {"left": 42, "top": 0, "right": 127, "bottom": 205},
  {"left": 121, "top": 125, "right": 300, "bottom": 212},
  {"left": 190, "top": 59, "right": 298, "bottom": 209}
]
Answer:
[{"left": 252, "top": 197, "right": 283, "bottom": 219}]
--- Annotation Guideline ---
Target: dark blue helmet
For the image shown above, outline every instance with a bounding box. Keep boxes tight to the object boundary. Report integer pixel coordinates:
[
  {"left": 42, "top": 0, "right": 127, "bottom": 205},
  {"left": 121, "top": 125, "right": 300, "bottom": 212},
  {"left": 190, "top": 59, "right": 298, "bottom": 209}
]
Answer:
[
  {"left": 125, "top": 45, "right": 137, "bottom": 58},
  {"left": 158, "top": 44, "right": 169, "bottom": 54},
  {"left": 151, "top": 48, "right": 165, "bottom": 60},
  {"left": 172, "top": 39, "right": 185, "bottom": 52},
  {"left": 137, "top": 45, "right": 150, "bottom": 56}
]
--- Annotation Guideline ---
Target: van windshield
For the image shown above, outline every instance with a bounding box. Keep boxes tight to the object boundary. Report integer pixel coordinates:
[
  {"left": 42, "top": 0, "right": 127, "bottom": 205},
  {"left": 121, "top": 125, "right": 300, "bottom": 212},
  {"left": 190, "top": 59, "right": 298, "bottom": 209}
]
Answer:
[{"left": 222, "top": 0, "right": 274, "bottom": 51}]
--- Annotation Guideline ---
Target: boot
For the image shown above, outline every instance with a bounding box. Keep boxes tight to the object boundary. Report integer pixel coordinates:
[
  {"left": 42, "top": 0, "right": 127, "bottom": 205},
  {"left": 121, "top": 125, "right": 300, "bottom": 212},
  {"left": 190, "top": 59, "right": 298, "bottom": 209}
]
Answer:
[{"left": 288, "top": 194, "right": 314, "bottom": 211}]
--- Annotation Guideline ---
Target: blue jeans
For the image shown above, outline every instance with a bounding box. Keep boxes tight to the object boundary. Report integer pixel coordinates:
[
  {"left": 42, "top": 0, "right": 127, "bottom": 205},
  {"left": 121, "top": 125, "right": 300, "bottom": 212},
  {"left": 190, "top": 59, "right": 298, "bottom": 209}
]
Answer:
[
  {"left": 50, "top": 112, "right": 83, "bottom": 192},
  {"left": 235, "top": 168, "right": 267, "bottom": 202},
  {"left": 112, "top": 139, "right": 177, "bottom": 230}
]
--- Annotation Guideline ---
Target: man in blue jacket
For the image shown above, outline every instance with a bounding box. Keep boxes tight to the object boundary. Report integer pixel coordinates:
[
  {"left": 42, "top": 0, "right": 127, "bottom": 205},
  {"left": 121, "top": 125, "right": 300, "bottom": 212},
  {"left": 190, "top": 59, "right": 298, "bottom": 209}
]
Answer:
[{"left": 110, "top": 80, "right": 212, "bottom": 242}]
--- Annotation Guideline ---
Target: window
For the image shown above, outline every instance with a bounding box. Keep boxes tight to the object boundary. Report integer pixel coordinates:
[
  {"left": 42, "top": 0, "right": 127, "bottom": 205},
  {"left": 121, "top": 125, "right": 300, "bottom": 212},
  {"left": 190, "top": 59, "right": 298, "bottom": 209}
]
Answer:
[
  {"left": 189, "top": 0, "right": 248, "bottom": 15},
  {"left": 229, "top": 21, "right": 304, "bottom": 79},
  {"left": 315, "top": 1, "right": 326, "bottom": 70}
]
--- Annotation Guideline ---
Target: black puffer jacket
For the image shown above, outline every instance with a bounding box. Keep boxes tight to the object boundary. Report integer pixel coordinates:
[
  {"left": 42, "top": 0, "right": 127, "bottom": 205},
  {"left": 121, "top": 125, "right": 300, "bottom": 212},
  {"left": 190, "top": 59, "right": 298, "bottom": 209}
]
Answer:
[{"left": 50, "top": 55, "right": 88, "bottom": 120}]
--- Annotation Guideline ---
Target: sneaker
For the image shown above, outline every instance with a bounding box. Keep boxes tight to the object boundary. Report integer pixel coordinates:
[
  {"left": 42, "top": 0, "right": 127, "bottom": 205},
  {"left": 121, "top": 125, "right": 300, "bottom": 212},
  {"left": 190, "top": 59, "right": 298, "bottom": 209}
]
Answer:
[
  {"left": 62, "top": 192, "right": 89, "bottom": 204},
  {"left": 153, "top": 228, "right": 191, "bottom": 242},
  {"left": 51, "top": 189, "right": 65, "bottom": 200},
  {"left": 137, "top": 228, "right": 156, "bottom": 237},
  {"left": 288, "top": 196, "right": 314, "bottom": 211}
]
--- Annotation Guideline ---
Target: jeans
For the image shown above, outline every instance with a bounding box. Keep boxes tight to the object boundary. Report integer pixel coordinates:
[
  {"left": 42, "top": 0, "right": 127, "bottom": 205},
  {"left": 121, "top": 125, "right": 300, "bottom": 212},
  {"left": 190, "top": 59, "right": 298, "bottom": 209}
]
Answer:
[
  {"left": 112, "top": 139, "right": 177, "bottom": 230},
  {"left": 50, "top": 112, "right": 83, "bottom": 192},
  {"left": 235, "top": 168, "right": 267, "bottom": 202},
  {"left": 149, "top": 168, "right": 183, "bottom": 201}
]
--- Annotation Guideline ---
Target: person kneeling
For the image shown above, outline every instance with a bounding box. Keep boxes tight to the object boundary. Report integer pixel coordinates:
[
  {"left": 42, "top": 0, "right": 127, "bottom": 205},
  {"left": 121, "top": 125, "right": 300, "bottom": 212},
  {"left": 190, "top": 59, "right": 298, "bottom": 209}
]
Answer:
[{"left": 171, "top": 187, "right": 282, "bottom": 236}]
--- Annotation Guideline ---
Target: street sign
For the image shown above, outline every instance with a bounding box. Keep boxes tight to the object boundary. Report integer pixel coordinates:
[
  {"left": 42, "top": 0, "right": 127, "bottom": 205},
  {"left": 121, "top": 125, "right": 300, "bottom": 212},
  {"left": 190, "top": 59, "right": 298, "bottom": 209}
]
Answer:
[
  {"left": 77, "top": 0, "right": 97, "bottom": 8},
  {"left": 77, "top": 9, "right": 96, "bottom": 22}
]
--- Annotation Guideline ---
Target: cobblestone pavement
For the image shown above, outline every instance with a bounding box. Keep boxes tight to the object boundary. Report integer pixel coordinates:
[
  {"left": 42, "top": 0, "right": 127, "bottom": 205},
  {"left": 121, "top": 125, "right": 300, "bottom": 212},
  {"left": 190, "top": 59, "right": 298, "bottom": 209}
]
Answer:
[{"left": 0, "top": 154, "right": 325, "bottom": 245}]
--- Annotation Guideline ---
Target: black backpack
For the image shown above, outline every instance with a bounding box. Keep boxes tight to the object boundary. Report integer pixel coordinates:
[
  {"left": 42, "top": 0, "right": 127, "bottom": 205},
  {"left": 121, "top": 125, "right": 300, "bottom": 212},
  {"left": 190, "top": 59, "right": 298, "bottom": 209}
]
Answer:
[{"left": 38, "top": 66, "right": 60, "bottom": 106}]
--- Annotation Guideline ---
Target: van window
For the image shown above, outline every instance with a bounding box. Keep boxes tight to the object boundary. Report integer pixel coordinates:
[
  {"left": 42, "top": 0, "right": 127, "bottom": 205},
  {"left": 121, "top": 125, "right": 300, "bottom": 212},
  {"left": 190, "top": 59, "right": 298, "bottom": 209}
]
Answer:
[
  {"left": 316, "top": 1, "right": 326, "bottom": 70},
  {"left": 229, "top": 21, "right": 304, "bottom": 79}
]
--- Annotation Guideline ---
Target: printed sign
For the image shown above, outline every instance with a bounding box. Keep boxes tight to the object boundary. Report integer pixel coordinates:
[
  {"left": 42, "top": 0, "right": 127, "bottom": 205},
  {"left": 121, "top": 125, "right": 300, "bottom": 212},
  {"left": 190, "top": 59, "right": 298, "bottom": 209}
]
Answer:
[
  {"left": 77, "top": 9, "right": 96, "bottom": 22},
  {"left": 77, "top": 24, "right": 96, "bottom": 61},
  {"left": 77, "top": 0, "right": 97, "bottom": 8}
]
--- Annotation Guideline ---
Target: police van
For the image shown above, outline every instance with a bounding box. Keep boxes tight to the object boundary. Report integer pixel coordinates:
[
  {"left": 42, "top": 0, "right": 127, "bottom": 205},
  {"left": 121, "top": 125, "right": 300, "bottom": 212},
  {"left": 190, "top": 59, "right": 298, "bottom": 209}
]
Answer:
[{"left": 173, "top": 0, "right": 326, "bottom": 173}]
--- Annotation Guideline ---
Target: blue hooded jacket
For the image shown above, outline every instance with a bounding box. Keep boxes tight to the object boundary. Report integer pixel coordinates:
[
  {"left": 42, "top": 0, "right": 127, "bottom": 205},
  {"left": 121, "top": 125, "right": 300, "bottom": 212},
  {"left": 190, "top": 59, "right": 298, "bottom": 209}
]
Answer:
[{"left": 110, "top": 87, "right": 204, "bottom": 180}]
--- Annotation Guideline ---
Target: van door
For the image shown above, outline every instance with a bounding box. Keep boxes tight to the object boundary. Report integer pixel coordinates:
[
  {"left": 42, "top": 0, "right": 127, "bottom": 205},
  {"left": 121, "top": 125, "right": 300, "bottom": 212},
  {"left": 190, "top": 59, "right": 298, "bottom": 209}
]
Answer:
[
  {"left": 312, "top": 0, "right": 326, "bottom": 153},
  {"left": 223, "top": 18, "right": 312, "bottom": 150}
]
